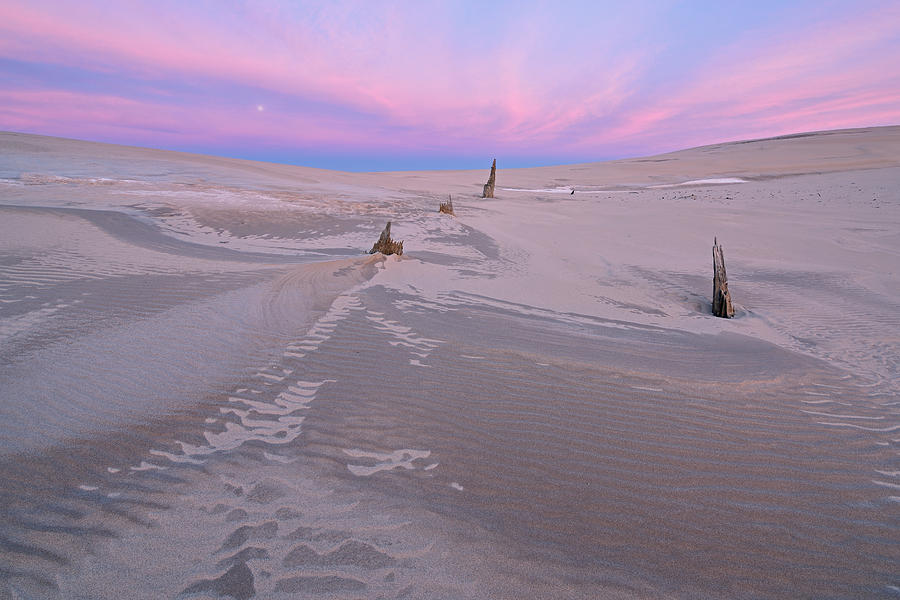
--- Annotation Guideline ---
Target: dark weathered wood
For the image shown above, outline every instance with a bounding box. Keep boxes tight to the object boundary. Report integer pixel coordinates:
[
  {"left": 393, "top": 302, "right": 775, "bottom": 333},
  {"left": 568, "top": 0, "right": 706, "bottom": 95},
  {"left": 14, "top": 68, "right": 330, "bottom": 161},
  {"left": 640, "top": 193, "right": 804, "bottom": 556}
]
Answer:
[
  {"left": 482, "top": 158, "right": 496, "bottom": 198},
  {"left": 369, "top": 221, "right": 403, "bottom": 256},
  {"left": 439, "top": 194, "right": 454, "bottom": 215},
  {"left": 712, "top": 237, "right": 734, "bottom": 318}
]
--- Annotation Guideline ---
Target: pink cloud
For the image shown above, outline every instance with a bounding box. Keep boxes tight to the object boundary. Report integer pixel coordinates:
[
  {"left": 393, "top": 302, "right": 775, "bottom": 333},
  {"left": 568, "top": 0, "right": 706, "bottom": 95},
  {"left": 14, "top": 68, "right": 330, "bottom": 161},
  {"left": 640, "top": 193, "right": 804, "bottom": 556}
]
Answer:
[
  {"left": 0, "top": 89, "right": 392, "bottom": 151},
  {"left": 565, "top": 3, "right": 900, "bottom": 156},
  {"left": 1, "top": 1, "right": 897, "bottom": 164}
]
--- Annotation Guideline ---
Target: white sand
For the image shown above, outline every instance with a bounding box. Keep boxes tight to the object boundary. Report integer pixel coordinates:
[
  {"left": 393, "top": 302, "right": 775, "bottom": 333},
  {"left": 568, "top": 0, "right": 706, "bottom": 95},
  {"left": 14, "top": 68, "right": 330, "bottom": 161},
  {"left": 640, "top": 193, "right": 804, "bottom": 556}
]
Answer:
[{"left": 1, "top": 127, "right": 898, "bottom": 599}]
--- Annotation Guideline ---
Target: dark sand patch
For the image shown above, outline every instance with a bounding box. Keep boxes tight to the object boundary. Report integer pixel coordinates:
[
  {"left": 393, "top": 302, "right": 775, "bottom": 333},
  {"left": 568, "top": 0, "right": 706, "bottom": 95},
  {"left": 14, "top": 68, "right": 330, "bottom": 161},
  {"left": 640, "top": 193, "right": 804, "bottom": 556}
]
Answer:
[
  {"left": 182, "top": 562, "right": 254, "bottom": 600},
  {"left": 283, "top": 540, "right": 395, "bottom": 569},
  {"left": 273, "top": 574, "right": 366, "bottom": 593}
]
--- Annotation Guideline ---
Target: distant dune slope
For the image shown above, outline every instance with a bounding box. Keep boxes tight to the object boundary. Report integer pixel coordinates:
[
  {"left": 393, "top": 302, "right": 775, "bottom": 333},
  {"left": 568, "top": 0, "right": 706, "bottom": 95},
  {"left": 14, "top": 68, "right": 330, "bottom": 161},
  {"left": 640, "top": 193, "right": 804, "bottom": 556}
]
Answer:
[{"left": 2, "top": 125, "right": 899, "bottom": 192}]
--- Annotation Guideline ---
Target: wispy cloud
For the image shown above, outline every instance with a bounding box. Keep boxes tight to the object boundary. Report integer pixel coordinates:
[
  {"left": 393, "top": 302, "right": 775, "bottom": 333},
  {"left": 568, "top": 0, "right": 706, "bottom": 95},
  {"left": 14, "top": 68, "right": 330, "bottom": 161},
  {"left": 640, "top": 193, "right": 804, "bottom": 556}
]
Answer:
[{"left": 1, "top": 0, "right": 897, "bottom": 169}]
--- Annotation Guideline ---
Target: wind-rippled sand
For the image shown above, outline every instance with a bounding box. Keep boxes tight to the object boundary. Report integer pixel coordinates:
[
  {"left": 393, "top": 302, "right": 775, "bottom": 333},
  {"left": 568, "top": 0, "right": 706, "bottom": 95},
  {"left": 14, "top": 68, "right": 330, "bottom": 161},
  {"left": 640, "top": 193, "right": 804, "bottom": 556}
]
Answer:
[{"left": 1, "top": 128, "right": 898, "bottom": 599}]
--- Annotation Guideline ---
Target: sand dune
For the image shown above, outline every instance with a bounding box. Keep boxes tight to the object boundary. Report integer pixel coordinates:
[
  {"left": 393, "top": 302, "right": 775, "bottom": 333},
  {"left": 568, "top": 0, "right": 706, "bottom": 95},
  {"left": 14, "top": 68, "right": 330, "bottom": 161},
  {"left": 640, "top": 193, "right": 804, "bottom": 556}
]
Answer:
[{"left": 0, "top": 127, "right": 898, "bottom": 598}]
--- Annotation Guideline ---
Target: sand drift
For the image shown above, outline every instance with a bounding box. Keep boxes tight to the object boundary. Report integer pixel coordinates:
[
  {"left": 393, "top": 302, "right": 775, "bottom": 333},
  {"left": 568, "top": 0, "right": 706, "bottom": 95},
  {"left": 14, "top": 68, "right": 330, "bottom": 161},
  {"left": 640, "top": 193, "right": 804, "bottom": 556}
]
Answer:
[{"left": 1, "top": 128, "right": 899, "bottom": 599}]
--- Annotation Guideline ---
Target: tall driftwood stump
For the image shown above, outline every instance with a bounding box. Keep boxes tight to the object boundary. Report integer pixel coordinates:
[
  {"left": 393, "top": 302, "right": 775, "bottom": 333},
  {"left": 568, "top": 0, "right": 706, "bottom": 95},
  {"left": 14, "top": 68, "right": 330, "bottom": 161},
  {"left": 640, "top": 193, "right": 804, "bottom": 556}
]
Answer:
[
  {"left": 439, "top": 194, "right": 454, "bottom": 215},
  {"left": 712, "top": 237, "right": 734, "bottom": 318},
  {"left": 482, "top": 158, "right": 496, "bottom": 198},
  {"left": 369, "top": 221, "right": 403, "bottom": 256}
]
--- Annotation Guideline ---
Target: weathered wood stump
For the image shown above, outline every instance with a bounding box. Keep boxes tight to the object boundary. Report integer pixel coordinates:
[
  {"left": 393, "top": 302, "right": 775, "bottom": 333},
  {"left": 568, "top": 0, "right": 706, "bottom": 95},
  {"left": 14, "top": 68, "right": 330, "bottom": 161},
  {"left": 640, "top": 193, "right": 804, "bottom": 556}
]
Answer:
[
  {"left": 439, "top": 194, "right": 454, "bottom": 215},
  {"left": 482, "top": 158, "right": 496, "bottom": 198},
  {"left": 712, "top": 237, "right": 734, "bottom": 318},
  {"left": 369, "top": 221, "right": 403, "bottom": 256}
]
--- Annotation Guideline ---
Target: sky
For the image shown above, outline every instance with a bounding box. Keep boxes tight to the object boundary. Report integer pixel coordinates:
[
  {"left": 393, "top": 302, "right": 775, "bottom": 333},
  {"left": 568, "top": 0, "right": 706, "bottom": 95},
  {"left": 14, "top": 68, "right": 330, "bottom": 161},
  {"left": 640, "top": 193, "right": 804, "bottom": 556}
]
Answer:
[{"left": 1, "top": 0, "right": 898, "bottom": 171}]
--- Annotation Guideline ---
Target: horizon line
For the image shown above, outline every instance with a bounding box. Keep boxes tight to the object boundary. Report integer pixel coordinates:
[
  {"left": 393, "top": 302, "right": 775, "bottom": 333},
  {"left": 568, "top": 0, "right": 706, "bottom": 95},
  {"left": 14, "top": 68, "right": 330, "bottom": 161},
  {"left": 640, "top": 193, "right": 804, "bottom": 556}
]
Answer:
[{"left": 3, "top": 123, "right": 897, "bottom": 174}]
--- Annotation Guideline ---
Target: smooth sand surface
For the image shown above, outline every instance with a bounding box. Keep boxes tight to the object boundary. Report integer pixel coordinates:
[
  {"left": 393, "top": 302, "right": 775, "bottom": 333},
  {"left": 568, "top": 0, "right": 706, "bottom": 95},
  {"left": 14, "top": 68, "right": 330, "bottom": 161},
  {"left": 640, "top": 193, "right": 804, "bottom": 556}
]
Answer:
[{"left": 0, "top": 127, "right": 898, "bottom": 599}]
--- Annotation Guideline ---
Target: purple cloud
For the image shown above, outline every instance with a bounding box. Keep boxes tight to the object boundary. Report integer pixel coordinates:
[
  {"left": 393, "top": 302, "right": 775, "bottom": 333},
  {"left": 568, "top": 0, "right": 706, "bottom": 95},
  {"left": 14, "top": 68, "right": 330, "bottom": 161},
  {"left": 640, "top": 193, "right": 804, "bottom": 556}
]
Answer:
[{"left": 1, "top": 1, "right": 897, "bottom": 170}]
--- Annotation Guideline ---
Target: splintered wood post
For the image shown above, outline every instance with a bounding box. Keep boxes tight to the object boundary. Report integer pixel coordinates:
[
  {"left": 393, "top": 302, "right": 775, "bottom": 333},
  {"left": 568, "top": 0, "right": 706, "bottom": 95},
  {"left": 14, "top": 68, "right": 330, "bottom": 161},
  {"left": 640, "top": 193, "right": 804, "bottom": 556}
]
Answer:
[
  {"left": 439, "top": 194, "right": 454, "bottom": 215},
  {"left": 369, "top": 221, "right": 403, "bottom": 256},
  {"left": 482, "top": 158, "right": 496, "bottom": 198},
  {"left": 712, "top": 237, "right": 734, "bottom": 318}
]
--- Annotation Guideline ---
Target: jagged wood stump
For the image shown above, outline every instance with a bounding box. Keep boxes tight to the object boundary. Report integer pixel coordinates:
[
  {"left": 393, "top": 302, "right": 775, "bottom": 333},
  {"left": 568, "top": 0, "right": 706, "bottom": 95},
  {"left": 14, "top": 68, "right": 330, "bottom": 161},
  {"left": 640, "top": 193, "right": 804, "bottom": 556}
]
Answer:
[
  {"left": 439, "top": 194, "right": 454, "bottom": 215},
  {"left": 712, "top": 237, "right": 734, "bottom": 318},
  {"left": 369, "top": 221, "right": 403, "bottom": 256},
  {"left": 482, "top": 158, "right": 496, "bottom": 198}
]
